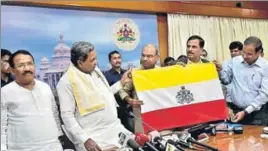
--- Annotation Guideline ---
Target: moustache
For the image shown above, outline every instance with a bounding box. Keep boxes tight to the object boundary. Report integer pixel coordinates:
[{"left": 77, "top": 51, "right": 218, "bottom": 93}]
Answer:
[
  {"left": 116, "top": 62, "right": 121, "bottom": 64},
  {"left": 142, "top": 60, "right": 148, "bottom": 63},
  {"left": 187, "top": 51, "right": 194, "bottom": 54},
  {"left": 23, "top": 71, "right": 33, "bottom": 75}
]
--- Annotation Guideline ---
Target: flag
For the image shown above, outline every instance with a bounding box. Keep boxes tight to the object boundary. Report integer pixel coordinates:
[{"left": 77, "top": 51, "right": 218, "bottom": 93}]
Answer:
[{"left": 132, "top": 64, "right": 228, "bottom": 132}]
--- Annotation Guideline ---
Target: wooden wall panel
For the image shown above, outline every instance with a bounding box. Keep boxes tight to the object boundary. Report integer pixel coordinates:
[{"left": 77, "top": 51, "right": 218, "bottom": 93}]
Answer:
[
  {"left": 157, "top": 14, "right": 168, "bottom": 65},
  {"left": 3, "top": 1, "right": 268, "bottom": 19},
  {"left": 184, "top": 1, "right": 268, "bottom": 10},
  {"left": 2, "top": 1, "right": 268, "bottom": 64}
]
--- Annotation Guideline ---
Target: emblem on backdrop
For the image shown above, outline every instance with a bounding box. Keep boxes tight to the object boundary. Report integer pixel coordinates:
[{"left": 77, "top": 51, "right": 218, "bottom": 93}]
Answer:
[{"left": 112, "top": 18, "right": 140, "bottom": 51}]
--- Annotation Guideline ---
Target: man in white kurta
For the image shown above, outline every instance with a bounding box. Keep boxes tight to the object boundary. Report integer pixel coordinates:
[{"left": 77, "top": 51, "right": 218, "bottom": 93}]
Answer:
[
  {"left": 1, "top": 50, "right": 63, "bottom": 151},
  {"left": 1, "top": 80, "right": 63, "bottom": 151},
  {"left": 56, "top": 41, "right": 131, "bottom": 151}
]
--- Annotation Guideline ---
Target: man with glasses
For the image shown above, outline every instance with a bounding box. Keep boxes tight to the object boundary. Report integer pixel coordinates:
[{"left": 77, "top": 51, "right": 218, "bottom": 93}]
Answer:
[
  {"left": 119, "top": 44, "right": 159, "bottom": 133},
  {"left": 221, "top": 41, "right": 243, "bottom": 114},
  {"left": 1, "top": 50, "right": 63, "bottom": 151},
  {"left": 214, "top": 36, "right": 268, "bottom": 126},
  {"left": 1, "top": 49, "right": 13, "bottom": 87}
]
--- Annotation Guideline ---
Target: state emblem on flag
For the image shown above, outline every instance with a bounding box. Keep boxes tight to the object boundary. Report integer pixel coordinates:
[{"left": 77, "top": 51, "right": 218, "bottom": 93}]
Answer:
[
  {"left": 176, "top": 86, "right": 195, "bottom": 104},
  {"left": 132, "top": 64, "right": 228, "bottom": 132}
]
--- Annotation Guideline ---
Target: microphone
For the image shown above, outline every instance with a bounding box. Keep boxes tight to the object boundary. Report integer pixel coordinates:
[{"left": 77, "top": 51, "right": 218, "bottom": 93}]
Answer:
[
  {"left": 148, "top": 131, "right": 165, "bottom": 151},
  {"left": 129, "top": 111, "right": 184, "bottom": 151},
  {"left": 187, "top": 138, "right": 219, "bottom": 151},
  {"left": 176, "top": 132, "right": 219, "bottom": 151},
  {"left": 187, "top": 124, "right": 211, "bottom": 139},
  {"left": 119, "top": 132, "right": 135, "bottom": 147},
  {"left": 148, "top": 131, "right": 185, "bottom": 151},
  {"left": 171, "top": 133, "right": 197, "bottom": 150},
  {"left": 150, "top": 131, "right": 196, "bottom": 150},
  {"left": 135, "top": 133, "right": 150, "bottom": 146},
  {"left": 135, "top": 133, "right": 160, "bottom": 151},
  {"left": 166, "top": 140, "right": 185, "bottom": 151},
  {"left": 119, "top": 132, "right": 145, "bottom": 151},
  {"left": 127, "top": 139, "right": 145, "bottom": 151},
  {"left": 148, "top": 131, "right": 161, "bottom": 144}
]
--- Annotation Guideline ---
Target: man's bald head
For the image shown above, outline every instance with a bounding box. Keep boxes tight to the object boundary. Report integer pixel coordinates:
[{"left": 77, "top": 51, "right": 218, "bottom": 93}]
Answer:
[{"left": 140, "top": 44, "right": 159, "bottom": 69}]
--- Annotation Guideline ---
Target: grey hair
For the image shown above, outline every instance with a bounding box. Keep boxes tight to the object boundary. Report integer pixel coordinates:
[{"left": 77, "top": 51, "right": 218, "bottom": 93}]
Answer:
[
  {"left": 70, "top": 41, "right": 95, "bottom": 66},
  {"left": 244, "top": 36, "right": 263, "bottom": 52},
  {"left": 142, "top": 44, "right": 159, "bottom": 56}
]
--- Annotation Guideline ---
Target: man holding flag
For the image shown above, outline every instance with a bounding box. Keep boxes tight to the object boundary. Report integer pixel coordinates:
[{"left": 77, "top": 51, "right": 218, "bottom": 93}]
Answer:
[
  {"left": 57, "top": 41, "right": 133, "bottom": 151},
  {"left": 119, "top": 44, "right": 159, "bottom": 133}
]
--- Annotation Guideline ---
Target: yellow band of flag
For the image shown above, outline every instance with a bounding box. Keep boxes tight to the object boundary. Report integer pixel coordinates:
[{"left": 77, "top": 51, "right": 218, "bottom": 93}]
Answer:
[{"left": 132, "top": 63, "right": 219, "bottom": 91}]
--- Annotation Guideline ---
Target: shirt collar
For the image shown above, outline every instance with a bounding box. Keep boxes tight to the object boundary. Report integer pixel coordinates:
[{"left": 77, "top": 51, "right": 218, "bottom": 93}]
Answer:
[
  {"left": 188, "top": 58, "right": 202, "bottom": 64},
  {"left": 139, "top": 65, "right": 160, "bottom": 70},
  {"left": 241, "top": 57, "right": 263, "bottom": 67},
  {"left": 109, "top": 68, "right": 124, "bottom": 74}
]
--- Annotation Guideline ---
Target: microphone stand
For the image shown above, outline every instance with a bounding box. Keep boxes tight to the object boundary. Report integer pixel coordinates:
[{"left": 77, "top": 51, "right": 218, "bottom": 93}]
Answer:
[
  {"left": 166, "top": 140, "right": 185, "bottom": 151},
  {"left": 144, "top": 142, "right": 160, "bottom": 151},
  {"left": 187, "top": 138, "right": 219, "bottom": 151},
  {"left": 175, "top": 140, "right": 197, "bottom": 150}
]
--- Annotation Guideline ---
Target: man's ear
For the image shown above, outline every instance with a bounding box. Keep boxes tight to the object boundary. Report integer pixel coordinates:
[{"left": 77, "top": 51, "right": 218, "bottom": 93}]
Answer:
[
  {"left": 156, "top": 55, "right": 160, "bottom": 60},
  {"left": 77, "top": 60, "right": 83, "bottom": 69}
]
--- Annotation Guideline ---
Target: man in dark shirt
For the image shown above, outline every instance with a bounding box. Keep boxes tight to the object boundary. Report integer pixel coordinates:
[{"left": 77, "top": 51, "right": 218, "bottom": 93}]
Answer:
[
  {"left": 104, "top": 50, "right": 126, "bottom": 85},
  {"left": 1, "top": 49, "right": 13, "bottom": 87},
  {"left": 103, "top": 50, "right": 134, "bottom": 132}
]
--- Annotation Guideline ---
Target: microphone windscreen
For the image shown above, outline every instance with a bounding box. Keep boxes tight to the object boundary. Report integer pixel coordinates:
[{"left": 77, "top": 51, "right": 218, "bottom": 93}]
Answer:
[
  {"left": 135, "top": 133, "right": 149, "bottom": 146},
  {"left": 148, "top": 131, "right": 161, "bottom": 143},
  {"left": 127, "top": 139, "right": 140, "bottom": 150},
  {"left": 166, "top": 139, "right": 176, "bottom": 145}
]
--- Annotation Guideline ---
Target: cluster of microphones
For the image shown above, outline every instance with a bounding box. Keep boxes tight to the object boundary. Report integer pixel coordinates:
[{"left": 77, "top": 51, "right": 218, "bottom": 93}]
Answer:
[
  {"left": 118, "top": 129, "right": 220, "bottom": 151},
  {"left": 117, "top": 111, "right": 222, "bottom": 151}
]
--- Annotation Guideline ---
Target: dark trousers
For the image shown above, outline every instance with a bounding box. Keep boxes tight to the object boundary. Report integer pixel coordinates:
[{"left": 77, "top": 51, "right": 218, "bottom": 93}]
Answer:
[
  {"left": 59, "top": 134, "right": 76, "bottom": 150},
  {"left": 227, "top": 102, "right": 268, "bottom": 126},
  {"left": 117, "top": 107, "right": 134, "bottom": 133}
]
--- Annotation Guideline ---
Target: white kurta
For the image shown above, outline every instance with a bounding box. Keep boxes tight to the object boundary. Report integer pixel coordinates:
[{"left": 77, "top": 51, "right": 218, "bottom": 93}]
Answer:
[
  {"left": 57, "top": 68, "right": 131, "bottom": 151},
  {"left": 1, "top": 80, "right": 63, "bottom": 151}
]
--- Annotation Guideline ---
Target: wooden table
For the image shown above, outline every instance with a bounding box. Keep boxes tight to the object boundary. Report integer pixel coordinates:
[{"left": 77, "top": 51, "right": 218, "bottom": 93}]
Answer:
[
  {"left": 205, "top": 125, "right": 268, "bottom": 151},
  {"left": 103, "top": 126, "right": 268, "bottom": 151}
]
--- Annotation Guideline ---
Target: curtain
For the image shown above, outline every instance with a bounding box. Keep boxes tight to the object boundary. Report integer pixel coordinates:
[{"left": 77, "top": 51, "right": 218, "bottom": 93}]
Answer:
[{"left": 168, "top": 14, "right": 268, "bottom": 61}]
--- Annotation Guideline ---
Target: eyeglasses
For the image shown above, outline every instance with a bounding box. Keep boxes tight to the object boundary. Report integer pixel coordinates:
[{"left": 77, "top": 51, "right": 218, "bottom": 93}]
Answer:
[{"left": 15, "top": 62, "right": 34, "bottom": 69}]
